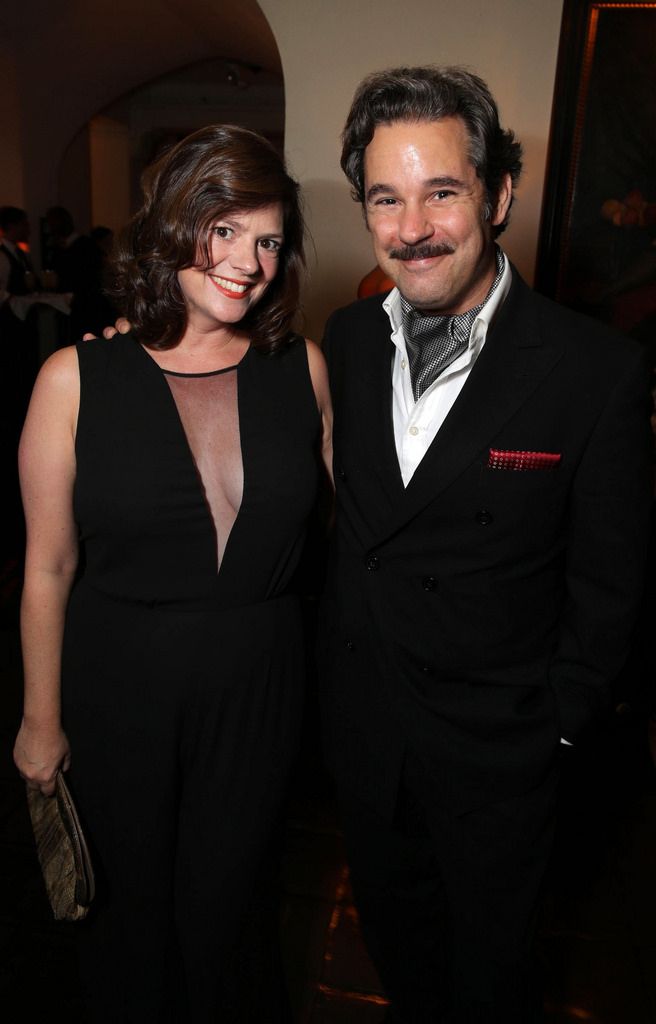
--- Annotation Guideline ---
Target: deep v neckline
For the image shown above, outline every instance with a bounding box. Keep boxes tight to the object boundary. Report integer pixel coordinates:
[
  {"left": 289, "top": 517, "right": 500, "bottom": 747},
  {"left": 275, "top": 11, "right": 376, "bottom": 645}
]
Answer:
[{"left": 135, "top": 340, "right": 251, "bottom": 578}]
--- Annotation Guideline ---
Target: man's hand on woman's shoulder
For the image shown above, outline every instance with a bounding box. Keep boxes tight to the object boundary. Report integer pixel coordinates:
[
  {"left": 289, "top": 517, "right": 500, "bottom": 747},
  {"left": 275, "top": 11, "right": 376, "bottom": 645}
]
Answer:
[{"left": 82, "top": 318, "right": 132, "bottom": 341}]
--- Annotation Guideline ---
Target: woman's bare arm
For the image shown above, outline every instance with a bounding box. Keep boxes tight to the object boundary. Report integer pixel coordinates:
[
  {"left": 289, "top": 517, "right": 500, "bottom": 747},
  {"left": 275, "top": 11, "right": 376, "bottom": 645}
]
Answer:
[
  {"left": 305, "top": 339, "right": 334, "bottom": 486},
  {"left": 14, "top": 347, "right": 80, "bottom": 796}
]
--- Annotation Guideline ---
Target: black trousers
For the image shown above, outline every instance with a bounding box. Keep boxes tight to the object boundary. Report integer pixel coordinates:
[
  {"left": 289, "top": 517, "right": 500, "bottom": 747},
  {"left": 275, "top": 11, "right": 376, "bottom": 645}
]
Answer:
[
  {"left": 339, "top": 754, "right": 558, "bottom": 1024},
  {"left": 63, "top": 589, "right": 302, "bottom": 1024}
]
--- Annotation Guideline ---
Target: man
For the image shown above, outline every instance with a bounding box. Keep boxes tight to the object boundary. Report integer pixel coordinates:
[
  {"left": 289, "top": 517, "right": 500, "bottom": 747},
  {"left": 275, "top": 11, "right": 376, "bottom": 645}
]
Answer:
[
  {"left": 44, "top": 206, "right": 108, "bottom": 342},
  {"left": 0, "top": 206, "right": 35, "bottom": 291},
  {"left": 320, "top": 67, "right": 653, "bottom": 1023}
]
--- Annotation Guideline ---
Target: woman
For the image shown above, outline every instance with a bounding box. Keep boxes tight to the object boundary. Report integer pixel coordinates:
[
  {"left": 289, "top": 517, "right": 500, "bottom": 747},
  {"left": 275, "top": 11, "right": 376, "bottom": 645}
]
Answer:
[{"left": 14, "top": 125, "right": 332, "bottom": 1022}]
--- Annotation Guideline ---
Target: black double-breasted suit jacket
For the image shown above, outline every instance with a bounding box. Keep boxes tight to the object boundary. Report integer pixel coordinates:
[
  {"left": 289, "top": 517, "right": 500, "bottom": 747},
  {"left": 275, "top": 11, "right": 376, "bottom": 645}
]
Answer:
[{"left": 320, "top": 266, "right": 653, "bottom": 817}]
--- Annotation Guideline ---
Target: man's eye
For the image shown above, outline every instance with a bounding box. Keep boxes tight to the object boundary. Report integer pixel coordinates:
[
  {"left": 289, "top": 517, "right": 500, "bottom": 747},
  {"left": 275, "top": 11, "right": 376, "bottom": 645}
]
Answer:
[
  {"left": 434, "top": 190, "right": 455, "bottom": 200},
  {"left": 374, "top": 197, "right": 398, "bottom": 207}
]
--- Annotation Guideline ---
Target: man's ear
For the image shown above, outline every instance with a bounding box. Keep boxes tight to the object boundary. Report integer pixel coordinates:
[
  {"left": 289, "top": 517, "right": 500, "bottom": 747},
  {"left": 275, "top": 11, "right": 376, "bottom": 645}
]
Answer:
[{"left": 491, "top": 173, "right": 513, "bottom": 228}]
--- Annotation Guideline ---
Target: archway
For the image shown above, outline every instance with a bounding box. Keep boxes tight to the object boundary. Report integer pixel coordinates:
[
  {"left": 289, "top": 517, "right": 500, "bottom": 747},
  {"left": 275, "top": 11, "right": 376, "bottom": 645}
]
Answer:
[
  {"left": 57, "top": 57, "right": 284, "bottom": 238},
  {"left": 2, "top": 0, "right": 284, "bottom": 264}
]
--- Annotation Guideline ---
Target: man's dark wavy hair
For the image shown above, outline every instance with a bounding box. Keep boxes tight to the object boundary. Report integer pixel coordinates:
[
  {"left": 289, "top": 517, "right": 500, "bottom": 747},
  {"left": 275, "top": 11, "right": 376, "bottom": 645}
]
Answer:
[
  {"left": 341, "top": 66, "right": 523, "bottom": 237},
  {"left": 110, "top": 124, "right": 305, "bottom": 352}
]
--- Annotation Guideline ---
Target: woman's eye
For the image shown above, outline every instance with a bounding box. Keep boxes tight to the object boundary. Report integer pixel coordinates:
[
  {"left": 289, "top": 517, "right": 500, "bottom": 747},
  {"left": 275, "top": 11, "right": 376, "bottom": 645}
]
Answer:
[
  {"left": 259, "top": 239, "right": 281, "bottom": 253},
  {"left": 212, "top": 226, "right": 233, "bottom": 239}
]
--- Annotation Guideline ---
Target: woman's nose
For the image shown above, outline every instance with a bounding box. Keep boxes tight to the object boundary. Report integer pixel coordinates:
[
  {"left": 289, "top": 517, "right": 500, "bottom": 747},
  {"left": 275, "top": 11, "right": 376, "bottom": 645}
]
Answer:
[{"left": 230, "top": 240, "right": 260, "bottom": 276}]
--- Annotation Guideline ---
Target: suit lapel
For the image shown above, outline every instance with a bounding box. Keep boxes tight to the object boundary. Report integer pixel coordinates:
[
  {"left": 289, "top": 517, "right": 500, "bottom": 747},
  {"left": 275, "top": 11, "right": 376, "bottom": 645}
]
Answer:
[
  {"left": 354, "top": 302, "right": 406, "bottom": 502},
  {"left": 373, "top": 270, "right": 564, "bottom": 541}
]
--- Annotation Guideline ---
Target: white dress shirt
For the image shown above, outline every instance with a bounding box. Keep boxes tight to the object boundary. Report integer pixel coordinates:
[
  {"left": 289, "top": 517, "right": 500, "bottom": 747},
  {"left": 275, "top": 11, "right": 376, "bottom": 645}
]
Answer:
[{"left": 384, "top": 250, "right": 512, "bottom": 486}]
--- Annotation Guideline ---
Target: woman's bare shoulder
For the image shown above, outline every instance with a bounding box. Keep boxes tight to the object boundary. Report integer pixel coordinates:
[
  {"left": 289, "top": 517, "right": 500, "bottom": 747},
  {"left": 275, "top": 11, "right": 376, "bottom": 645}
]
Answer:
[
  {"left": 36, "top": 345, "right": 80, "bottom": 391},
  {"left": 25, "top": 346, "right": 80, "bottom": 432}
]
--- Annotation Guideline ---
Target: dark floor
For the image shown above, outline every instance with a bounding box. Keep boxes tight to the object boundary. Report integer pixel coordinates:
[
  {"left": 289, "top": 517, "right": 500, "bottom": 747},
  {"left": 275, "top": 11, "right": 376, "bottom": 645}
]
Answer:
[{"left": 1, "top": 579, "right": 656, "bottom": 1023}]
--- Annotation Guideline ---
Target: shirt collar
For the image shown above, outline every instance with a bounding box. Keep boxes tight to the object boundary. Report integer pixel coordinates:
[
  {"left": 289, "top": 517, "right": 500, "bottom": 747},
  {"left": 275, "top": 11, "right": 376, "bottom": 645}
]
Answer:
[{"left": 383, "top": 248, "right": 511, "bottom": 350}]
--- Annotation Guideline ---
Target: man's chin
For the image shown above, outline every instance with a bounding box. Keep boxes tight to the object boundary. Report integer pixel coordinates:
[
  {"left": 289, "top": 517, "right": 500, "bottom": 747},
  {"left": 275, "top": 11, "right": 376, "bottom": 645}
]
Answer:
[
  {"left": 382, "top": 262, "right": 452, "bottom": 305},
  {"left": 391, "top": 278, "right": 452, "bottom": 312}
]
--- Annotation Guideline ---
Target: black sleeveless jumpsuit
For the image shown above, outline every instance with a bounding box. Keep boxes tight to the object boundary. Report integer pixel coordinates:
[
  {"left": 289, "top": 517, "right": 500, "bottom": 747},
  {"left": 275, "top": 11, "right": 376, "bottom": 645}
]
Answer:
[{"left": 61, "top": 333, "right": 320, "bottom": 1022}]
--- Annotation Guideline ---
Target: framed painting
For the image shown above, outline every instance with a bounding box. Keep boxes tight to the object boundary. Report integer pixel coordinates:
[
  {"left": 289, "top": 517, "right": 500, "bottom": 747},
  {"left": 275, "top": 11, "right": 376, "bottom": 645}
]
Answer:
[{"left": 535, "top": 1, "right": 656, "bottom": 344}]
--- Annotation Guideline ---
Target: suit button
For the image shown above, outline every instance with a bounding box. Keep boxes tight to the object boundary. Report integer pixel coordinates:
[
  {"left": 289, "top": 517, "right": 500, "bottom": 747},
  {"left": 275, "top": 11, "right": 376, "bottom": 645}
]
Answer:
[
  {"left": 475, "top": 509, "right": 494, "bottom": 525},
  {"left": 422, "top": 576, "right": 437, "bottom": 592},
  {"left": 345, "top": 639, "right": 355, "bottom": 651},
  {"left": 365, "top": 554, "right": 380, "bottom": 571},
  {"left": 336, "top": 466, "right": 346, "bottom": 480}
]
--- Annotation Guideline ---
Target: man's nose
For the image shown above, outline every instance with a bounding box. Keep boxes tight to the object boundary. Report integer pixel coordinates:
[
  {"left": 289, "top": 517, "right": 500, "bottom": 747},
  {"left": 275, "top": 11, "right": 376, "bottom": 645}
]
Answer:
[{"left": 398, "top": 203, "right": 434, "bottom": 245}]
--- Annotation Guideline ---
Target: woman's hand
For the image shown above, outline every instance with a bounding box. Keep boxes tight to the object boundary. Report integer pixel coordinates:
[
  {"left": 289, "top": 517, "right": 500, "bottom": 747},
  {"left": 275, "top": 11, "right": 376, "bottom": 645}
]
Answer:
[{"left": 14, "top": 719, "right": 71, "bottom": 796}]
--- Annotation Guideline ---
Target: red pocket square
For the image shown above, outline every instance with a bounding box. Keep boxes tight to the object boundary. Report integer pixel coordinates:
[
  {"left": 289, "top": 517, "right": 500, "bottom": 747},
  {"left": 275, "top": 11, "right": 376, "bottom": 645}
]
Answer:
[{"left": 488, "top": 448, "right": 562, "bottom": 471}]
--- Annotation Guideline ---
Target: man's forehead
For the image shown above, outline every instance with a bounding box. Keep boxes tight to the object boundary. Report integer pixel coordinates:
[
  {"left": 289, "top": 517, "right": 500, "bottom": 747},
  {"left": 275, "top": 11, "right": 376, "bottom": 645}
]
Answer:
[{"left": 363, "top": 117, "right": 476, "bottom": 180}]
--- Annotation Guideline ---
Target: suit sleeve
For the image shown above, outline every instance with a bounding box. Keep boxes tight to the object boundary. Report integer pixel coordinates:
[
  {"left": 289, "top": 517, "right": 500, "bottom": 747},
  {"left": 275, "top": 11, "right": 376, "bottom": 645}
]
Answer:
[{"left": 549, "top": 345, "right": 654, "bottom": 741}]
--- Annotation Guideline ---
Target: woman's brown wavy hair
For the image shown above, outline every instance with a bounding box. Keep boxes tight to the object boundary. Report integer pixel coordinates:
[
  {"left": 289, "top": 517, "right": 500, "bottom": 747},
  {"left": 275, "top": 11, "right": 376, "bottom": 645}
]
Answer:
[{"left": 110, "top": 124, "right": 305, "bottom": 353}]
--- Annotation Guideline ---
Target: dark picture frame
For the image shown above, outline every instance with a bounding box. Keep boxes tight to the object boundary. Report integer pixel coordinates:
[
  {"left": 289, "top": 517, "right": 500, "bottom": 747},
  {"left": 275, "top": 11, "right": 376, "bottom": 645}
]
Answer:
[{"left": 535, "top": 1, "right": 656, "bottom": 344}]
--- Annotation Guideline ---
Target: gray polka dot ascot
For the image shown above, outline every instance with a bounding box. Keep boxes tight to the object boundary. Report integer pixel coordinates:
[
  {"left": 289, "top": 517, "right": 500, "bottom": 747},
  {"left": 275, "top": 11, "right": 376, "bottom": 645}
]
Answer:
[{"left": 400, "top": 247, "right": 505, "bottom": 402}]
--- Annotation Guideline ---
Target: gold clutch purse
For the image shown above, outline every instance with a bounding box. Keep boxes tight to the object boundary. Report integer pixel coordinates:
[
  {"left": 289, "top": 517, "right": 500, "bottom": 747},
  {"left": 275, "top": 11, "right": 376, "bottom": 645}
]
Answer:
[{"left": 26, "top": 771, "right": 95, "bottom": 921}]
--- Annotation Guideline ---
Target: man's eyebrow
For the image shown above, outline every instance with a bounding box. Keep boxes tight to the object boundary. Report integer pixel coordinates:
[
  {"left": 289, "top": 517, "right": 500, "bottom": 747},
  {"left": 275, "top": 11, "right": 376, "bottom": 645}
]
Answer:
[
  {"left": 365, "top": 183, "right": 397, "bottom": 202},
  {"left": 425, "top": 176, "right": 467, "bottom": 189},
  {"left": 365, "top": 176, "right": 469, "bottom": 203}
]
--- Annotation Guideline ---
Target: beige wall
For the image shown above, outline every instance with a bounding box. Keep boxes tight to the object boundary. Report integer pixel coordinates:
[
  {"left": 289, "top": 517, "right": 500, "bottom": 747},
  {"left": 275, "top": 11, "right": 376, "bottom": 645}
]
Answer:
[{"left": 260, "top": 0, "right": 564, "bottom": 341}]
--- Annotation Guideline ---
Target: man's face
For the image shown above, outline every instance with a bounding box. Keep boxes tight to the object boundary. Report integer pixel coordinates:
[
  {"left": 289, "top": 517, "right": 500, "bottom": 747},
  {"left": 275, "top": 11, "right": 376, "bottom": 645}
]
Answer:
[{"left": 363, "top": 117, "right": 511, "bottom": 314}]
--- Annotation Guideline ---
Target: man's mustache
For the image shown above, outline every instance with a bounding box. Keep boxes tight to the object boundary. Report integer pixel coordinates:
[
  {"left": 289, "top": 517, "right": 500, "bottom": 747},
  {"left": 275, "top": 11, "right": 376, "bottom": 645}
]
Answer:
[{"left": 389, "top": 242, "right": 455, "bottom": 261}]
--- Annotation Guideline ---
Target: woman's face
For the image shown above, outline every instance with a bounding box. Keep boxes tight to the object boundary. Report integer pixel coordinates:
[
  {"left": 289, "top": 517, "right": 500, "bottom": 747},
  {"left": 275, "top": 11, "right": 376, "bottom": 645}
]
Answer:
[{"left": 178, "top": 203, "right": 284, "bottom": 333}]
